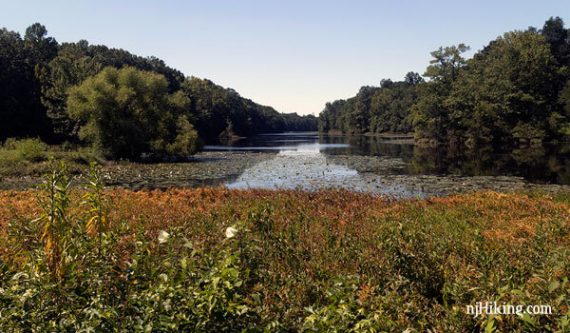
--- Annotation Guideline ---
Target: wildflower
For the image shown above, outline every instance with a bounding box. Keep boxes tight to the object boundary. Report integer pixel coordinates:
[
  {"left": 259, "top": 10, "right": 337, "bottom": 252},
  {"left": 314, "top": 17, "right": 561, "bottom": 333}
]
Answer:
[
  {"left": 163, "top": 299, "right": 172, "bottom": 311},
  {"left": 22, "top": 289, "right": 35, "bottom": 299},
  {"left": 225, "top": 226, "right": 238, "bottom": 239},
  {"left": 158, "top": 230, "right": 170, "bottom": 244}
]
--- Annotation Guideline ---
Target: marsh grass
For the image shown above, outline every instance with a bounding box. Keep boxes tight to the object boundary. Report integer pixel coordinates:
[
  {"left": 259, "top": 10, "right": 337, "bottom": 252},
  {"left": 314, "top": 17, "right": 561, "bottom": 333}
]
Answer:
[{"left": 0, "top": 166, "right": 568, "bottom": 331}]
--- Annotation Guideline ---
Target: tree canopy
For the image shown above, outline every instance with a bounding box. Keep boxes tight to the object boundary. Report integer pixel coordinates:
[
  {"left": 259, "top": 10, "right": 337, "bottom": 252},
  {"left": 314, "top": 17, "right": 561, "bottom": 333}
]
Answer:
[
  {"left": 319, "top": 17, "right": 570, "bottom": 146},
  {"left": 0, "top": 22, "right": 317, "bottom": 157},
  {"left": 67, "top": 67, "right": 197, "bottom": 160},
  {"left": 319, "top": 74, "right": 423, "bottom": 135}
]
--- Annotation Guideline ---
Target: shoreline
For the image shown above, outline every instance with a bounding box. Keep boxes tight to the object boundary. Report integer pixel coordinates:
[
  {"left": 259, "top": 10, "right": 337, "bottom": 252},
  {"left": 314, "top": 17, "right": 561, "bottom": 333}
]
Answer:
[{"left": 1, "top": 150, "right": 569, "bottom": 197}]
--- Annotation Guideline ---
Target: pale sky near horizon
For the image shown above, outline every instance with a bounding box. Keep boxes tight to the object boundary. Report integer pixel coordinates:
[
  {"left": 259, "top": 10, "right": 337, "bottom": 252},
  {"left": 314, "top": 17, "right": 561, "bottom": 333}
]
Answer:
[{"left": 1, "top": 1, "right": 569, "bottom": 115}]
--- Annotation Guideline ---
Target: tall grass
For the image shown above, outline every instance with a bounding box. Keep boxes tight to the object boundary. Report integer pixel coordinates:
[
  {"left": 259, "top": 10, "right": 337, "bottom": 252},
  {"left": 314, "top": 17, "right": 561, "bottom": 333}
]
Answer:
[
  {"left": 0, "top": 166, "right": 568, "bottom": 331},
  {"left": 83, "top": 162, "right": 108, "bottom": 254}
]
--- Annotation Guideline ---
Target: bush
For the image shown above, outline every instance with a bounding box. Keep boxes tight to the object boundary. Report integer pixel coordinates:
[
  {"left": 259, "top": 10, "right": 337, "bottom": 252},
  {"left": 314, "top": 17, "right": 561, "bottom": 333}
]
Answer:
[
  {"left": 67, "top": 66, "right": 199, "bottom": 160},
  {"left": 3, "top": 138, "right": 48, "bottom": 162}
]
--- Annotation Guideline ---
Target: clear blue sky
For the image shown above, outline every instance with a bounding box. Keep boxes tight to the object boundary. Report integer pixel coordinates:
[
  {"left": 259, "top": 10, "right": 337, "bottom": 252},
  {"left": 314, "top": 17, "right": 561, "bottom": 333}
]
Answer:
[{"left": 1, "top": 1, "right": 569, "bottom": 115}]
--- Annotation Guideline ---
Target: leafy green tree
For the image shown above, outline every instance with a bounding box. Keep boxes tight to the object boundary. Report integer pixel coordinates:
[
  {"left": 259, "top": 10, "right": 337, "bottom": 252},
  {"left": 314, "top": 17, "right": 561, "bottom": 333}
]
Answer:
[
  {"left": 447, "top": 30, "right": 562, "bottom": 144},
  {"left": 410, "top": 84, "right": 449, "bottom": 143},
  {"left": 557, "top": 80, "right": 570, "bottom": 137},
  {"left": 38, "top": 40, "right": 186, "bottom": 140},
  {"left": 347, "top": 87, "right": 375, "bottom": 134},
  {"left": 24, "top": 23, "right": 58, "bottom": 62},
  {"left": 67, "top": 67, "right": 198, "bottom": 159},
  {"left": 319, "top": 75, "right": 422, "bottom": 135},
  {"left": 320, "top": 18, "right": 570, "bottom": 146},
  {"left": 410, "top": 44, "right": 469, "bottom": 143},
  {"left": 1, "top": 22, "right": 316, "bottom": 144},
  {"left": 369, "top": 81, "right": 418, "bottom": 133},
  {"left": 424, "top": 44, "right": 470, "bottom": 84},
  {"left": 319, "top": 100, "right": 346, "bottom": 133}
]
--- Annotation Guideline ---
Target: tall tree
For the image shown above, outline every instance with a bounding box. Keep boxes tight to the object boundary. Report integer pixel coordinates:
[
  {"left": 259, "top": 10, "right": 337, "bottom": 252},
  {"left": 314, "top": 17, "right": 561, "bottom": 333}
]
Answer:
[
  {"left": 541, "top": 16, "right": 570, "bottom": 67},
  {"left": 67, "top": 67, "right": 197, "bottom": 159},
  {"left": 411, "top": 44, "right": 469, "bottom": 143},
  {"left": 37, "top": 41, "right": 102, "bottom": 138},
  {"left": 424, "top": 44, "right": 470, "bottom": 84},
  {"left": 0, "top": 24, "right": 57, "bottom": 141},
  {"left": 447, "top": 30, "right": 562, "bottom": 144}
]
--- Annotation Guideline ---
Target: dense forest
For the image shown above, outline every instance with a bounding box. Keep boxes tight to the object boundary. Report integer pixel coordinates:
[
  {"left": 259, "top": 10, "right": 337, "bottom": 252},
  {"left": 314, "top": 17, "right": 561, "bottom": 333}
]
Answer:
[
  {"left": 319, "top": 17, "right": 570, "bottom": 146},
  {"left": 0, "top": 23, "right": 317, "bottom": 159}
]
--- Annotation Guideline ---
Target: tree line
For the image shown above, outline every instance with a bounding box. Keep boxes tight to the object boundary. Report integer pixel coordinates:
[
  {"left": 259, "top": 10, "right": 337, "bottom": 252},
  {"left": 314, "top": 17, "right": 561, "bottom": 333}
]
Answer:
[
  {"left": 319, "top": 17, "right": 570, "bottom": 146},
  {"left": 0, "top": 23, "right": 317, "bottom": 159}
]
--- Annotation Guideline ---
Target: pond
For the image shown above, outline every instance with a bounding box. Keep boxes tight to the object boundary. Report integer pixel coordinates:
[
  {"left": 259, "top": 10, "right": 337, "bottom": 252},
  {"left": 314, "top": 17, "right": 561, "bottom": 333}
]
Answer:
[
  {"left": 202, "top": 132, "right": 570, "bottom": 197},
  {"left": 5, "top": 132, "right": 567, "bottom": 197}
]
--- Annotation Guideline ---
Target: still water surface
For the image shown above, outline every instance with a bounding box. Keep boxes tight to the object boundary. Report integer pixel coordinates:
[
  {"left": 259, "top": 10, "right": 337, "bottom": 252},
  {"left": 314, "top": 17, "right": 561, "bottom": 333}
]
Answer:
[{"left": 203, "top": 132, "right": 570, "bottom": 194}]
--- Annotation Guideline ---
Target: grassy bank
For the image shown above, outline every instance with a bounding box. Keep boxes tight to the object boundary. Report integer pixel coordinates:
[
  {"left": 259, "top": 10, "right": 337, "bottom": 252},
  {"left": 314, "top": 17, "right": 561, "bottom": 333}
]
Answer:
[
  {"left": 0, "top": 170, "right": 569, "bottom": 331},
  {"left": 0, "top": 139, "right": 99, "bottom": 177}
]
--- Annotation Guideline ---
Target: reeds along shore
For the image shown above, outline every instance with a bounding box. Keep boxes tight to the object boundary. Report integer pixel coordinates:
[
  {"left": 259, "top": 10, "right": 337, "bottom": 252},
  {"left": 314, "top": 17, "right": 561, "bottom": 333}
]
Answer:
[{"left": 0, "top": 169, "right": 569, "bottom": 331}]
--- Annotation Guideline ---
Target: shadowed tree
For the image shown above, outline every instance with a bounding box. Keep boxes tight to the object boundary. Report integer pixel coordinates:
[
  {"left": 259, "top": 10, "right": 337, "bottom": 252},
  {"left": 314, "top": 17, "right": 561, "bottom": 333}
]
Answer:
[
  {"left": 541, "top": 16, "right": 570, "bottom": 67},
  {"left": 404, "top": 72, "right": 424, "bottom": 86},
  {"left": 0, "top": 23, "right": 57, "bottom": 141}
]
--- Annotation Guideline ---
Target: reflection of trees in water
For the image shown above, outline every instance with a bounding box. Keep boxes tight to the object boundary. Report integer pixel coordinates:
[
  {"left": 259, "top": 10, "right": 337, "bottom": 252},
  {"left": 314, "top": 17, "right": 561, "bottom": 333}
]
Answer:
[
  {"left": 338, "top": 136, "right": 414, "bottom": 162},
  {"left": 443, "top": 145, "right": 504, "bottom": 177},
  {"left": 409, "top": 144, "right": 570, "bottom": 183},
  {"left": 366, "top": 136, "right": 415, "bottom": 158},
  {"left": 318, "top": 134, "right": 570, "bottom": 184},
  {"left": 512, "top": 146, "right": 570, "bottom": 184},
  {"left": 548, "top": 157, "right": 570, "bottom": 184},
  {"left": 408, "top": 147, "right": 440, "bottom": 174},
  {"left": 407, "top": 146, "right": 493, "bottom": 175},
  {"left": 511, "top": 146, "right": 545, "bottom": 164},
  {"left": 324, "top": 135, "right": 416, "bottom": 158}
]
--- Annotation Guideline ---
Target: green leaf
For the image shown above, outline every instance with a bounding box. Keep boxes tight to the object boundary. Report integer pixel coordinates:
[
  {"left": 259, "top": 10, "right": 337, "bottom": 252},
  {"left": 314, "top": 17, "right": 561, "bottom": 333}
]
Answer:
[{"left": 548, "top": 280, "right": 560, "bottom": 293}]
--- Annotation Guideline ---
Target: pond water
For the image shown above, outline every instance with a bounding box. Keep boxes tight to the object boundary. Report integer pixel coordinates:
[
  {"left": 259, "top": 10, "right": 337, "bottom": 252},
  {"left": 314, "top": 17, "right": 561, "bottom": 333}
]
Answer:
[
  {"left": 203, "top": 132, "right": 570, "bottom": 196},
  {"left": 2, "top": 132, "right": 567, "bottom": 196}
]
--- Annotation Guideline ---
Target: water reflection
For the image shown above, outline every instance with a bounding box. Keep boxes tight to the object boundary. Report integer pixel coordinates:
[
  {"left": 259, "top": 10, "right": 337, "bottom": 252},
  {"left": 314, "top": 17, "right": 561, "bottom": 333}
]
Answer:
[
  {"left": 206, "top": 132, "right": 570, "bottom": 186},
  {"left": 408, "top": 145, "right": 570, "bottom": 184},
  {"left": 225, "top": 141, "right": 418, "bottom": 196}
]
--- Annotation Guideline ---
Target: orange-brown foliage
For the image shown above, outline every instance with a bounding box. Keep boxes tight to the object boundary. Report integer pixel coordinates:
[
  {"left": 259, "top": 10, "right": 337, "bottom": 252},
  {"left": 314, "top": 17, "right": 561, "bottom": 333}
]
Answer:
[{"left": 0, "top": 189, "right": 568, "bottom": 249}]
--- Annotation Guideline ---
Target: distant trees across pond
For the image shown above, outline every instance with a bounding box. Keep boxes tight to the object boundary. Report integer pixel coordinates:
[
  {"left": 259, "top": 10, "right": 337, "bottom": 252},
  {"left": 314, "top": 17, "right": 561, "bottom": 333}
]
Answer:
[
  {"left": 319, "top": 17, "right": 570, "bottom": 147},
  {"left": 0, "top": 23, "right": 317, "bottom": 160}
]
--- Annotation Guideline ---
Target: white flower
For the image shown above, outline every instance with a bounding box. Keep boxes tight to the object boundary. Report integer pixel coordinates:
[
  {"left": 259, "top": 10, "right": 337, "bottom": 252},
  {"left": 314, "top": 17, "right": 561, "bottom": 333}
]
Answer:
[
  {"left": 22, "top": 289, "right": 35, "bottom": 299},
  {"left": 163, "top": 299, "right": 172, "bottom": 311},
  {"left": 158, "top": 230, "right": 170, "bottom": 244},
  {"left": 225, "top": 226, "right": 238, "bottom": 239}
]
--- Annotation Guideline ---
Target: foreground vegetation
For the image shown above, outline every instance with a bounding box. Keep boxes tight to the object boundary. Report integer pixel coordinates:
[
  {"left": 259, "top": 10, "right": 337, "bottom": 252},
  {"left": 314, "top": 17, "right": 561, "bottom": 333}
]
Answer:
[
  {"left": 320, "top": 17, "right": 570, "bottom": 146},
  {"left": 0, "top": 165, "right": 568, "bottom": 331}
]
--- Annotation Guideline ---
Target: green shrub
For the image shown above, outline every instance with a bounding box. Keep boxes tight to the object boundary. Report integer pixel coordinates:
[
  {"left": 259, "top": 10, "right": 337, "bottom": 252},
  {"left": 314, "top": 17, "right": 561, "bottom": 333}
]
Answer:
[
  {"left": 3, "top": 138, "right": 49, "bottom": 162},
  {"left": 0, "top": 164, "right": 260, "bottom": 331}
]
